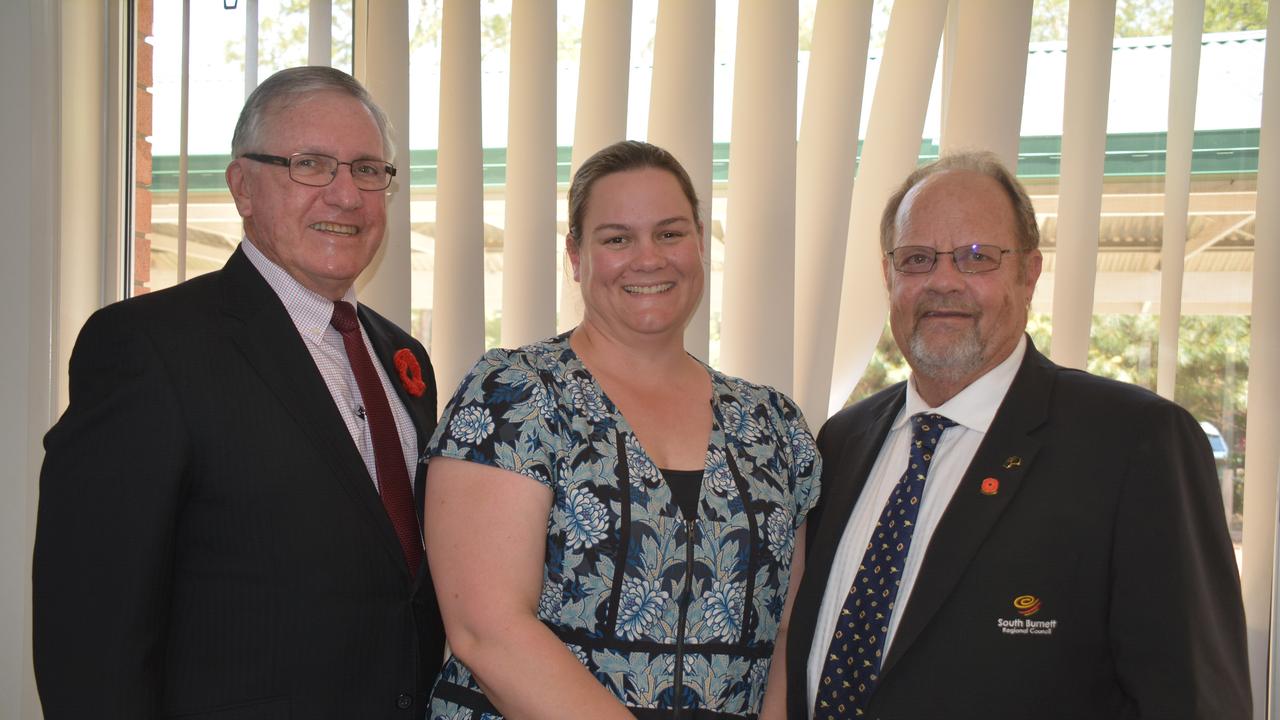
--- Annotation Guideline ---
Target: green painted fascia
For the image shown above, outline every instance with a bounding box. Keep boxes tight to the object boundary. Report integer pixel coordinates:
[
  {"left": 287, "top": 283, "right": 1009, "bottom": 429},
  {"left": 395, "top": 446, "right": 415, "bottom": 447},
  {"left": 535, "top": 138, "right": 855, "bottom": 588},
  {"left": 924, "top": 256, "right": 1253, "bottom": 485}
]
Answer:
[{"left": 149, "top": 128, "right": 1261, "bottom": 193}]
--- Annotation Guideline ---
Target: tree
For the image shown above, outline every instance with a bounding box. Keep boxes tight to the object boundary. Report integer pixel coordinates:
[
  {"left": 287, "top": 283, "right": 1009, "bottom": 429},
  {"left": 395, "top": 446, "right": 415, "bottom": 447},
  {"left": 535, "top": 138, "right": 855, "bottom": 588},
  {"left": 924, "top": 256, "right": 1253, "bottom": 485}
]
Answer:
[
  {"left": 847, "top": 324, "right": 909, "bottom": 403},
  {"left": 224, "top": 0, "right": 354, "bottom": 72},
  {"left": 1030, "top": 0, "right": 1266, "bottom": 42},
  {"left": 1115, "top": 0, "right": 1175, "bottom": 37},
  {"left": 847, "top": 312, "right": 1251, "bottom": 469},
  {"left": 1203, "top": 0, "right": 1268, "bottom": 32},
  {"left": 224, "top": 0, "right": 519, "bottom": 71},
  {"left": 799, "top": 0, "right": 892, "bottom": 53},
  {"left": 1031, "top": 0, "right": 1071, "bottom": 42}
]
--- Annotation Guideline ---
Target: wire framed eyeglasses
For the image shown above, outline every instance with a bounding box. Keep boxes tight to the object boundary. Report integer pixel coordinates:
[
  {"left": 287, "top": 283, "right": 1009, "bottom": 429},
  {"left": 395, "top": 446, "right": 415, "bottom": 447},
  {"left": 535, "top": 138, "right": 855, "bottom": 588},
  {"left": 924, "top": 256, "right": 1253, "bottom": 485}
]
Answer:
[
  {"left": 886, "top": 244, "right": 1015, "bottom": 274},
  {"left": 241, "top": 152, "right": 396, "bottom": 191}
]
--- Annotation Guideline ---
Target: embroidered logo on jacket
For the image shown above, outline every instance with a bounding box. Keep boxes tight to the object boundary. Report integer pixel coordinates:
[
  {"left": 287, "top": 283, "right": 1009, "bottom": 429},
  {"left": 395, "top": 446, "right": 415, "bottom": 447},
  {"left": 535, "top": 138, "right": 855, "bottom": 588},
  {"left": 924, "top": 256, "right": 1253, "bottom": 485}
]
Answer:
[
  {"left": 996, "top": 595, "right": 1057, "bottom": 636},
  {"left": 1013, "top": 594, "right": 1041, "bottom": 616}
]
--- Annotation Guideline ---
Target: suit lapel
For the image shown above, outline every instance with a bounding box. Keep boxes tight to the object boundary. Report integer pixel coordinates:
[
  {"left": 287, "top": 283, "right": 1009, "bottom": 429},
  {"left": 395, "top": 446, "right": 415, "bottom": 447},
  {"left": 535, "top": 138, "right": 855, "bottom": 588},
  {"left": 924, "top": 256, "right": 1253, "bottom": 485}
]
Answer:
[
  {"left": 217, "top": 248, "right": 411, "bottom": 578},
  {"left": 789, "top": 385, "right": 905, "bottom": 715},
  {"left": 360, "top": 308, "right": 438, "bottom": 504},
  {"left": 807, "top": 393, "right": 904, "bottom": 589},
  {"left": 879, "top": 343, "right": 1054, "bottom": 678},
  {"left": 360, "top": 306, "right": 439, "bottom": 589}
]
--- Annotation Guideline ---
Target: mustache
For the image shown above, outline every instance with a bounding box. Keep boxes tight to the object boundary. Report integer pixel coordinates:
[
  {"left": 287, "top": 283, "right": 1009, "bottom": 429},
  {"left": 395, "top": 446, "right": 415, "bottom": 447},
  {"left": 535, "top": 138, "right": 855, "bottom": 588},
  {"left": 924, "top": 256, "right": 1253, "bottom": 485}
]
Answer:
[{"left": 913, "top": 295, "right": 980, "bottom": 322}]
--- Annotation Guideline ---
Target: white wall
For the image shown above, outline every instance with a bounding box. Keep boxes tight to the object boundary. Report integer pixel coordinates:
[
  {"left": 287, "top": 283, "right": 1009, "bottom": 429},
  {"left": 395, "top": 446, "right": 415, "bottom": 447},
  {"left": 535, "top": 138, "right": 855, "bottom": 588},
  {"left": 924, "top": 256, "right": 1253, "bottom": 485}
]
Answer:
[{"left": 1, "top": 0, "right": 57, "bottom": 717}]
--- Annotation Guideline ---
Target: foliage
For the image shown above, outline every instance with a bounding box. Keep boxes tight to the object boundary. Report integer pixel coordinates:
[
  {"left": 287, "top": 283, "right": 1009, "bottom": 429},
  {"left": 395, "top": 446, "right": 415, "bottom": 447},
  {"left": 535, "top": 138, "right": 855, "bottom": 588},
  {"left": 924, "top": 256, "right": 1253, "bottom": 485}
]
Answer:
[
  {"left": 224, "top": 0, "right": 524, "bottom": 70},
  {"left": 847, "top": 323, "right": 909, "bottom": 403},
  {"left": 408, "top": 0, "right": 514, "bottom": 60},
  {"left": 410, "top": 0, "right": 442, "bottom": 52},
  {"left": 1169, "top": 315, "right": 1249, "bottom": 469},
  {"left": 1030, "top": 0, "right": 1266, "bottom": 42},
  {"left": 1203, "top": 0, "right": 1269, "bottom": 32},
  {"left": 847, "top": 312, "right": 1250, "bottom": 467},
  {"left": 1031, "top": 0, "right": 1072, "bottom": 42},
  {"left": 485, "top": 311, "right": 502, "bottom": 350},
  {"left": 799, "top": 0, "right": 893, "bottom": 53},
  {"left": 224, "top": 0, "right": 354, "bottom": 72},
  {"left": 220, "top": 0, "right": 1266, "bottom": 80},
  {"left": 1115, "top": 0, "right": 1176, "bottom": 37}
]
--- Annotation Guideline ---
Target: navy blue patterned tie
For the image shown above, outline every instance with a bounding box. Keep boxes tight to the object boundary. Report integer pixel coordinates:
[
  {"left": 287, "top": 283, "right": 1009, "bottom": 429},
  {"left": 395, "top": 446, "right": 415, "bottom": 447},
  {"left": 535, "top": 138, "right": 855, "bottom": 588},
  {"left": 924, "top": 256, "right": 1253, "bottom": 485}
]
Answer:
[{"left": 814, "top": 412, "right": 956, "bottom": 719}]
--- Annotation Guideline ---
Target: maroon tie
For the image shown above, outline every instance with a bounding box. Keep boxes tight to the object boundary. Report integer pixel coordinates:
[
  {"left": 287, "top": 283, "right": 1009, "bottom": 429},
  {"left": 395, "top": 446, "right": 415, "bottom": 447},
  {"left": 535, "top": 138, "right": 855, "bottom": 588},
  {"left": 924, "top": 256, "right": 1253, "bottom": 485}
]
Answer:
[{"left": 330, "top": 301, "right": 424, "bottom": 573}]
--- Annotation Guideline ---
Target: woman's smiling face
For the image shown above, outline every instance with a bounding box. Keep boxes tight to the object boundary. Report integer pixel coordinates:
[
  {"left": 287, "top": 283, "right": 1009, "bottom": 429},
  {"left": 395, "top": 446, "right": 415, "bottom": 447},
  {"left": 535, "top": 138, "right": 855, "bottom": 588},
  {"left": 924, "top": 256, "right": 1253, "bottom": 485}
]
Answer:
[{"left": 568, "top": 167, "right": 705, "bottom": 343}]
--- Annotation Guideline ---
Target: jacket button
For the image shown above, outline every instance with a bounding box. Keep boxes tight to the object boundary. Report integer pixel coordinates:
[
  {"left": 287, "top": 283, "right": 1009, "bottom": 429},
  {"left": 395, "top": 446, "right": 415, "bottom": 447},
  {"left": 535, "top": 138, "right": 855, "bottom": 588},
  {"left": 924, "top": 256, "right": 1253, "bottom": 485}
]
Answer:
[{"left": 396, "top": 694, "right": 413, "bottom": 710}]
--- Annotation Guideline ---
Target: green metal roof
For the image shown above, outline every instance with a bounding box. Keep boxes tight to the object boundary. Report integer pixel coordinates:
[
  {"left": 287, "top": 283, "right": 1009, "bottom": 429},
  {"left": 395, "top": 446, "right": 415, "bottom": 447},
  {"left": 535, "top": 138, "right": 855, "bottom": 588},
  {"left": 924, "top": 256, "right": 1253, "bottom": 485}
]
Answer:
[{"left": 150, "top": 127, "right": 1259, "bottom": 194}]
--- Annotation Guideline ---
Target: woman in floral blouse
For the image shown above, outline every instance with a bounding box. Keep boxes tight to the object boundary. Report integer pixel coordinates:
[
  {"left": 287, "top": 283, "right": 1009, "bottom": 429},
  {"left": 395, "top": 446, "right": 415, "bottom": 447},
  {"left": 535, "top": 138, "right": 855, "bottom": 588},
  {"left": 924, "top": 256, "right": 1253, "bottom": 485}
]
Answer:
[{"left": 423, "top": 140, "right": 820, "bottom": 720}]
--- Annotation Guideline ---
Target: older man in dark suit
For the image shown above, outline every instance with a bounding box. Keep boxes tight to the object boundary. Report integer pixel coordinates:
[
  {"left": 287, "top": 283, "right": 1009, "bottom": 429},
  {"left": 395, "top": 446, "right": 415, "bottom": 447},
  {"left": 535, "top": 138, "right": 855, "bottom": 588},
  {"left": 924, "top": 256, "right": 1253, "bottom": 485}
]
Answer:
[
  {"left": 34, "top": 66, "right": 444, "bottom": 719},
  {"left": 786, "top": 151, "right": 1249, "bottom": 719}
]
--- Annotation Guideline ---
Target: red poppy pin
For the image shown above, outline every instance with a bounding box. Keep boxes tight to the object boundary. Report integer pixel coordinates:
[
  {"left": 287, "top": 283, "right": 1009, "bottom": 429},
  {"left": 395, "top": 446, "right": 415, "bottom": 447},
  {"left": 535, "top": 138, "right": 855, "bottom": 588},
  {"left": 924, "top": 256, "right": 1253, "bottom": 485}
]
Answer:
[
  {"left": 394, "top": 348, "right": 427, "bottom": 397},
  {"left": 980, "top": 477, "right": 1000, "bottom": 496}
]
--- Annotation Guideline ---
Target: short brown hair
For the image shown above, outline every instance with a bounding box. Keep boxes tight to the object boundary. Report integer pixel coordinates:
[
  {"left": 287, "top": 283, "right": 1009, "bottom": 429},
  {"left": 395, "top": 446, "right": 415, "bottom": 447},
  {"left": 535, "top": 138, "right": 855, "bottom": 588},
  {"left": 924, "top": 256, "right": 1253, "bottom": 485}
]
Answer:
[
  {"left": 567, "top": 140, "right": 702, "bottom": 244},
  {"left": 880, "top": 151, "right": 1040, "bottom": 255}
]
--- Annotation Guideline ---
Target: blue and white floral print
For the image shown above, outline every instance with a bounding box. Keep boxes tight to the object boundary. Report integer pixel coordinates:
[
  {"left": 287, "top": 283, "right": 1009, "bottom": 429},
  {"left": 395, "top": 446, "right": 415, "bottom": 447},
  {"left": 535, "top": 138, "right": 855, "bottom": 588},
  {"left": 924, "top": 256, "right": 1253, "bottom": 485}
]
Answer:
[
  {"left": 425, "top": 333, "right": 821, "bottom": 718},
  {"left": 766, "top": 507, "right": 796, "bottom": 563},
  {"left": 616, "top": 577, "right": 672, "bottom": 640},
  {"left": 720, "top": 399, "right": 764, "bottom": 443},
  {"left": 788, "top": 417, "right": 819, "bottom": 470},
  {"left": 536, "top": 584, "right": 559, "bottom": 618},
  {"left": 701, "top": 580, "right": 745, "bottom": 642},
  {"left": 704, "top": 448, "right": 737, "bottom": 496},
  {"left": 625, "top": 435, "right": 662, "bottom": 488},
  {"left": 568, "top": 376, "right": 609, "bottom": 422},
  {"left": 565, "top": 487, "right": 609, "bottom": 550},
  {"left": 448, "top": 405, "right": 494, "bottom": 445}
]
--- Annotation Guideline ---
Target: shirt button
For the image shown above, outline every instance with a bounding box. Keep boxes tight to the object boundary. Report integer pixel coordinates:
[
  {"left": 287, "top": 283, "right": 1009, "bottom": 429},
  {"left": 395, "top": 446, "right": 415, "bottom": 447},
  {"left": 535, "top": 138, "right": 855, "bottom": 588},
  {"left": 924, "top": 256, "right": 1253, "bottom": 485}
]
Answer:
[{"left": 396, "top": 694, "right": 413, "bottom": 710}]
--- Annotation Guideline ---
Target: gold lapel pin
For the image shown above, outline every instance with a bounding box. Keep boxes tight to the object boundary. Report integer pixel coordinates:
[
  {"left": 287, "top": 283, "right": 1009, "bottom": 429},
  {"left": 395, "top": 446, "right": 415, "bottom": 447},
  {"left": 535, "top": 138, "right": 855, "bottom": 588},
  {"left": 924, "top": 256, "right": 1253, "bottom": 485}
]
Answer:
[{"left": 1003, "top": 456, "right": 1022, "bottom": 470}]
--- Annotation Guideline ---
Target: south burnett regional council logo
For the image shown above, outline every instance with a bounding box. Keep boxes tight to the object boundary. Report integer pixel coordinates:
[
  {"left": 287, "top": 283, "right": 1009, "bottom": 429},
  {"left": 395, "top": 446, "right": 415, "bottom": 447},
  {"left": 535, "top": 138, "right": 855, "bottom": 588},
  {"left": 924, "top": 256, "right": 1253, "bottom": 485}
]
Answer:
[
  {"left": 997, "top": 595, "right": 1057, "bottom": 637},
  {"left": 1013, "top": 594, "right": 1042, "bottom": 616}
]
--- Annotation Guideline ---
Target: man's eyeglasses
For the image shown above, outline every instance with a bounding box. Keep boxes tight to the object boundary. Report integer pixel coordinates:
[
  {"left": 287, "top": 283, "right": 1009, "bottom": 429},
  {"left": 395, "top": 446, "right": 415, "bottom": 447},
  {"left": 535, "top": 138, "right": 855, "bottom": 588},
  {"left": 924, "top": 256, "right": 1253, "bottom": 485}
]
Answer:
[
  {"left": 886, "top": 244, "right": 1015, "bottom": 274},
  {"left": 241, "top": 152, "right": 396, "bottom": 191}
]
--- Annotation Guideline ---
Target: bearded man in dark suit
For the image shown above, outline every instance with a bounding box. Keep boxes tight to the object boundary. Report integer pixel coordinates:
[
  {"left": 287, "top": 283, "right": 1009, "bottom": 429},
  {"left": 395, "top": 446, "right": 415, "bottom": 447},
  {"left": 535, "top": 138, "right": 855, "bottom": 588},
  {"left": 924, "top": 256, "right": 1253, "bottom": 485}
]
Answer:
[
  {"left": 786, "top": 151, "right": 1249, "bottom": 719},
  {"left": 34, "top": 66, "right": 444, "bottom": 719}
]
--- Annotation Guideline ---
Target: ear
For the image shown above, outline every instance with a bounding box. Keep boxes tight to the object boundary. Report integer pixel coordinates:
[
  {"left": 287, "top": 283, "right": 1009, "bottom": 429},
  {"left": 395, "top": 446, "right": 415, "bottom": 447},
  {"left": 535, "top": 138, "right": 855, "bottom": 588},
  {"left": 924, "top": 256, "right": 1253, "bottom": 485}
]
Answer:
[
  {"left": 226, "top": 160, "right": 253, "bottom": 219},
  {"left": 1023, "top": 249, "right": 1044, "bottom": 297},
  {"left": 882, "top": 253, "right": 893, "bottom": 289},
  {"left": 566, "top": 234, "right": 582, "bottom": 282}
]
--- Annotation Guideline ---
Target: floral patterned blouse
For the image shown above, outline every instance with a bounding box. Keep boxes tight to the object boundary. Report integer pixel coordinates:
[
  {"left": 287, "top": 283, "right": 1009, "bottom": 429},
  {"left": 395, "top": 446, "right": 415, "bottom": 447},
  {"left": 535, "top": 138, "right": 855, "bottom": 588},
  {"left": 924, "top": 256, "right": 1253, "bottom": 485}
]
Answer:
[{"left": 426, "top": 333, "right": 820, "bottom": 720}]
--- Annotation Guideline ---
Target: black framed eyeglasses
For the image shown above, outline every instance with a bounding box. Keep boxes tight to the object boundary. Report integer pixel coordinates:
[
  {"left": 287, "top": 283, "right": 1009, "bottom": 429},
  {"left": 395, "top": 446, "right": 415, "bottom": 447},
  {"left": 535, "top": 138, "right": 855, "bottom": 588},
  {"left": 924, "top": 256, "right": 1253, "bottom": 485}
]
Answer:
[
  {"left": 241, "top": 152, "right": 396, "bottom": 191},
  {"left": 886, "top": 244, "right": 1015, "bottom": 274}
]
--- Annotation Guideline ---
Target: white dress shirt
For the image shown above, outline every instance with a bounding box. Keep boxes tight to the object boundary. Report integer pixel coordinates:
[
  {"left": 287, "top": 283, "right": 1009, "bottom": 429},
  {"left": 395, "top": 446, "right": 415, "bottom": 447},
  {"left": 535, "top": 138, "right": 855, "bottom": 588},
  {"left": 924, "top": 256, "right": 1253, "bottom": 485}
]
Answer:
[
  {"left": 242, "top": 238, "right": 418, "bottom": 489},
  {"left": 806, "top": 336, "right": 1027, "bottom": 714}
]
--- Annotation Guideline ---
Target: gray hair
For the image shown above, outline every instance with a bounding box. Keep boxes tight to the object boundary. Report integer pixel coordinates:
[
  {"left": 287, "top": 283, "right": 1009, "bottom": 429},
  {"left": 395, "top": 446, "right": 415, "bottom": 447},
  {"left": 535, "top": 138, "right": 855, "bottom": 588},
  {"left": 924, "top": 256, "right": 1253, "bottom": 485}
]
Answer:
[
  {"left": 879, "top": 150, "right": 1040, "bottom": 255},
  {"left": 231, "top": 66, "right": 395, "bottom": 160}
]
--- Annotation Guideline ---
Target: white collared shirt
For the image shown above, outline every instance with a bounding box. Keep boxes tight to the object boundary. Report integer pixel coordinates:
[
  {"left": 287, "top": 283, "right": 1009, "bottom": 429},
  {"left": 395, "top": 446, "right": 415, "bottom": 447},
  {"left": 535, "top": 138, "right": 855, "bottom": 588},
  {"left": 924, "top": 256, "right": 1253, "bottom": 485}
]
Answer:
[
  {"left": 241, "top": 238, "right": 418, "bottom": 490},
  {"left": 806, "top": 336, "right": 1027, "bottom": 715}
]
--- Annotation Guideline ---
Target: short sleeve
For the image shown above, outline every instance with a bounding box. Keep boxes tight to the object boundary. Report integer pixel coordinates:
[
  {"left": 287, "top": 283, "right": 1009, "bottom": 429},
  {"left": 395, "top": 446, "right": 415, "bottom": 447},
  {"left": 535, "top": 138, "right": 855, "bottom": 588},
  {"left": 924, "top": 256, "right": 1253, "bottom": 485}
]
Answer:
[
  {"left": 427, "top": 348, "right": 559, "bottom": 489},
  {"left": 748, "top": 385, "right": 821, "bottom": 530},
  {"left": 780, "top": 395, "right": 822, "bottom": 528}
]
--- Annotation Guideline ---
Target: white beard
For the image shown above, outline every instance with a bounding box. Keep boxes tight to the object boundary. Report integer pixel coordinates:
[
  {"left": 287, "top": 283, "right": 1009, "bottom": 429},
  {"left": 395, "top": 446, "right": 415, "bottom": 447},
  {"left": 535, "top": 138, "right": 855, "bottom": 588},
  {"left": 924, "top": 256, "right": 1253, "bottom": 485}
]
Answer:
[{"left": 907, "top": 322, "right": 984, "bottom": 384}]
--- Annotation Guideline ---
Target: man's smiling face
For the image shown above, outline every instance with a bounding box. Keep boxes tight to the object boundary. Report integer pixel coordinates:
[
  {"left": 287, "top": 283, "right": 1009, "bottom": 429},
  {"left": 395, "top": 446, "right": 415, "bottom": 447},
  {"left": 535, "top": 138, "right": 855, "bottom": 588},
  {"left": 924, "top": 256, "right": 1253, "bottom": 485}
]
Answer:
[
  {"left": 227, "top": 91, "right": 389, "bottom": 299},
  {"left": 884, "top": 169, "right": 1041, "bottom": 399}
]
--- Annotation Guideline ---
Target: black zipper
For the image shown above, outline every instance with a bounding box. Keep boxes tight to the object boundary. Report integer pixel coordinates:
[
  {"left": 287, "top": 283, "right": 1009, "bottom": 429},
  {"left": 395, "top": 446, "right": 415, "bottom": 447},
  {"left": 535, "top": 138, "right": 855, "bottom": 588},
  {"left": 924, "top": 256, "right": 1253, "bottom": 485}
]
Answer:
[{"left": 671, "top": 519, "right": 694, "bottom": 719}]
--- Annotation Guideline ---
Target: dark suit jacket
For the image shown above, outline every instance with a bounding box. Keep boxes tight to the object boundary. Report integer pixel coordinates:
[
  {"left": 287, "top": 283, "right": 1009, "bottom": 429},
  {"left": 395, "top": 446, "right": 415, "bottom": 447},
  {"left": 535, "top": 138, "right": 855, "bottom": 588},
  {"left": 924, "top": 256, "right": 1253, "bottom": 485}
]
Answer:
[
  {"left": 33, "top": 246, "right": 446, "bottom": 720},
  {"left": 787, "top": 340, "right": 1249, "bottom": 720}
]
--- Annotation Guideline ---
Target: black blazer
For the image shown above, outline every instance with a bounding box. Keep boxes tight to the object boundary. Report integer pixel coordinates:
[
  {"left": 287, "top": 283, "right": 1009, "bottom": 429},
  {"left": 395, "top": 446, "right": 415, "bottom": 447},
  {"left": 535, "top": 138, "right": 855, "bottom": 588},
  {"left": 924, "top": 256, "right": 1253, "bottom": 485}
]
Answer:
[
  {"left": 787, "top": 340, "right": 1249, "bottom": 720},
  {"left": 33, "top": 246, "right": 446, "bottom": 720}
]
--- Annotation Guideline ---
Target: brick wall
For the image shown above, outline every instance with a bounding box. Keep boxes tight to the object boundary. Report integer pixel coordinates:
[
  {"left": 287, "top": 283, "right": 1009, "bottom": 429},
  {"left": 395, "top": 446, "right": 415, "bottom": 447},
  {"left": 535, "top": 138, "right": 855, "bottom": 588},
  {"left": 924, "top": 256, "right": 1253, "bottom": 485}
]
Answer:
[{"left": 133, "top": 0, "right": 153, "bottom": 295}]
